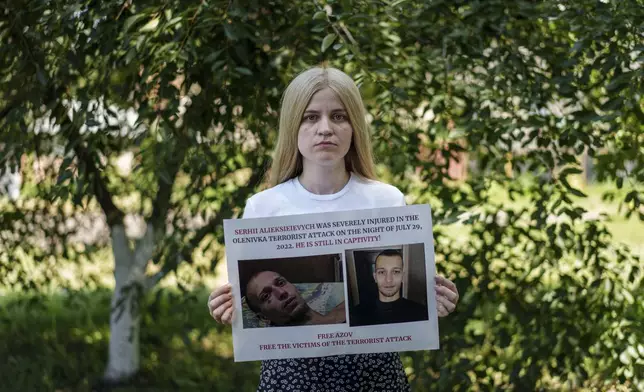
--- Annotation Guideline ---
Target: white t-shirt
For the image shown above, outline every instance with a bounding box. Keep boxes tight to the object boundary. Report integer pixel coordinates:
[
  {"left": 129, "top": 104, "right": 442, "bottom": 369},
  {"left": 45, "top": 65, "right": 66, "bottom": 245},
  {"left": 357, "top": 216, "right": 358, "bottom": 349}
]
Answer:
[{"left": 242, "top": 172, "right": 406, "bottom": 219}]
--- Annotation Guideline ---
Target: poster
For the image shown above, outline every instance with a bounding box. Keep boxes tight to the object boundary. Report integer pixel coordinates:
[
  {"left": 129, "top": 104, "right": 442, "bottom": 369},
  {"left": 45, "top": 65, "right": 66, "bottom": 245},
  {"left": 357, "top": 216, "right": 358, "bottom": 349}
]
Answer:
[{"left": 223, "top": 204, "right": 440, "bottom": 362}]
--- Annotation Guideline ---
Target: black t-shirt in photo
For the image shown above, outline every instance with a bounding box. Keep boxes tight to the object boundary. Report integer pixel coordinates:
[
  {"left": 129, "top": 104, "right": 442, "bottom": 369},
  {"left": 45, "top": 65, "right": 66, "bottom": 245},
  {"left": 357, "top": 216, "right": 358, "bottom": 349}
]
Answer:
[{"left": 351, "top": 297, "right": 428, "bottom": 326}]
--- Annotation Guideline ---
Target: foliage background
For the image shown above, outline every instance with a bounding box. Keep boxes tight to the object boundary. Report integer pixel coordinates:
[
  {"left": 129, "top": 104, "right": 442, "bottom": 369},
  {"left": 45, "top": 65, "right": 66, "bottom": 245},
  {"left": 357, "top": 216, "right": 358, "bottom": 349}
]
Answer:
[{"left": 1, "top": 0, "right": 643, "bottom": 391}]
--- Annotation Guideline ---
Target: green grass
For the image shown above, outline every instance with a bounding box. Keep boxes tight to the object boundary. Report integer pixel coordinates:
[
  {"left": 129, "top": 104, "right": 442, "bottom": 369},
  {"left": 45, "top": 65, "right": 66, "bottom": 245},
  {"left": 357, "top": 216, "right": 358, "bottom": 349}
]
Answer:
[
  {"left": 0, "top": 288, "right": 261, "bottom": 392},
  {"left": 575, "top": 182, "right": 644, "bottom": 256}
]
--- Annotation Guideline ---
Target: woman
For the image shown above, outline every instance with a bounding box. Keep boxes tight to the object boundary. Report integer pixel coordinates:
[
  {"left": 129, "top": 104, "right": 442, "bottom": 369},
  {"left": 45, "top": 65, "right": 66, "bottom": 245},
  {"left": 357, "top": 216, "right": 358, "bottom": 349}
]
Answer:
[{"left": 208, "top": 66, "right": 459, "bottom": 391}]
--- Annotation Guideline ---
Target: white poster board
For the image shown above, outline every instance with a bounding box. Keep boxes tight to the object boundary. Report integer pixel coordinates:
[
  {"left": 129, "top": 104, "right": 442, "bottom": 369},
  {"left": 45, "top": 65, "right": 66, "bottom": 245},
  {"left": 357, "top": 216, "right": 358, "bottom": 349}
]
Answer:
[{"left": 223, "top": 204, "right": 440, "bottom": 362}]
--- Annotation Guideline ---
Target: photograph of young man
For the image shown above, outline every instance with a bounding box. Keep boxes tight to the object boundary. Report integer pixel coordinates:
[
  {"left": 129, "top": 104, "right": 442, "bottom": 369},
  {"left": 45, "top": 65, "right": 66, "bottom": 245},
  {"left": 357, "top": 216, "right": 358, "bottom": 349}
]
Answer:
[
  {"left": 351, "top": 249, "right": 428, "bottom": 326},
  {"left": 245, "top": 270, "right": 346, "bottom": 327}
]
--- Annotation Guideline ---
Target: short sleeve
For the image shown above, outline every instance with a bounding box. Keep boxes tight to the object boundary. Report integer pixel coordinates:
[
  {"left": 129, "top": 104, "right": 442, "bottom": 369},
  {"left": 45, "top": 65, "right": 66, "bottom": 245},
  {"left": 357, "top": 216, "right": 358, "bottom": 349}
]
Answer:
[
  {"left": 390, "top": 189, "right": 407, "bottom": 207},
  {"left": 398, "top": 192, "right": 407, "bottom": 206},
  {"left": 241, "top": 197, "right": 257, "bottom": 219}
]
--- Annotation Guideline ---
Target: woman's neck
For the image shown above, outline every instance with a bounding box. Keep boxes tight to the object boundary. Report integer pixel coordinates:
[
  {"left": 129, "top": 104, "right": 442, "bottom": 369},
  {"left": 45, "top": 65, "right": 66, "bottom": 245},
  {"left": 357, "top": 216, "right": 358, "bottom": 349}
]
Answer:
[{"left": 299, "top": 163, "right": 350, "bottom": 195}]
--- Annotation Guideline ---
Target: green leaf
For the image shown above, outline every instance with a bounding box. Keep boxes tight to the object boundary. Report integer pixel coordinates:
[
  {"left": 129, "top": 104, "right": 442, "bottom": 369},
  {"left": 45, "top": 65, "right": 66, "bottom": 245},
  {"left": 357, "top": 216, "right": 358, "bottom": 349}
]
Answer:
[
  {"left": 600, "top": 97, "right": 624, "bottom": 111},
  {"left": 59, "top": 156, "right": 74, "bottom": 172},
  {"left": 561, "top": 178, "right": 587, "bottom": 198},
  {"left": 606, "top": 72, "right": 632, "bottom": 93},
  {"left": 57, "top": 170, "right": 73, "bottom": 184},
  {"left": 123, "top": 14, "right": 147, "bottom": 32},
  {"left": 224, "top": 24, "right": 238, "bottom": 40},
  {"left": 235, "top": 67, "right": 253, "bottom": 76},
  {"left": 211, "top": 60, "right": 226, "bottom": 72},
  {"left": 166, "top": 17, "right": 183, "bottom": 27},
  {"left": 204, "top": 49, "right": 225, "bottom": 64},
  {"left": 347, "top": 13, "right": 371, "bottom": 23},
  {"left": 321, "top": 33, "right": 337, "bottom": 53},
  {"left": 140, "top": 17, "right": 160, "bottom": 32},
  {"left": 124, "top": 48, "right": 137, "bottom": 64},
  {"left": 559, "top": 167, "right": 582, "bottom": 178},
  {"left": 313, "top": 11, "right": 327, "bottom": 20}
]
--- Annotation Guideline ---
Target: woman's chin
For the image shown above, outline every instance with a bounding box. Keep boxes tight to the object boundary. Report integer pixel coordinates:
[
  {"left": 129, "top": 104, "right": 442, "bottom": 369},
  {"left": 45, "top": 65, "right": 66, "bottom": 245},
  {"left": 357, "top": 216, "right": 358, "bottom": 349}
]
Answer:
[{"left": 308, "top": 155, "right": 345, "bottom": 167}]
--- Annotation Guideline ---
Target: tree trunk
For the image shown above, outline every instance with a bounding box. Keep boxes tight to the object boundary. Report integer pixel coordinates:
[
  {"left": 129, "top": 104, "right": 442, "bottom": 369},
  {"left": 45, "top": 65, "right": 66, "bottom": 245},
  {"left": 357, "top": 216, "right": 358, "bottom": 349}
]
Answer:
[
  {"left": 104, "top": 279, "right": 141, "bottom": 382},
  {"left": 103, "top": 224, "right": 154, "bottom": 383}
]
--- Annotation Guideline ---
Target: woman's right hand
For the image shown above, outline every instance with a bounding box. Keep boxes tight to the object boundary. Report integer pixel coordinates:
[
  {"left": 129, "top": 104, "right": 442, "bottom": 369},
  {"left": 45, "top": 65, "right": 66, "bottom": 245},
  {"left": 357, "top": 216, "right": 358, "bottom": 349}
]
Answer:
[{"left": 207, "top": 283, "right": 235, "bottom": 325}]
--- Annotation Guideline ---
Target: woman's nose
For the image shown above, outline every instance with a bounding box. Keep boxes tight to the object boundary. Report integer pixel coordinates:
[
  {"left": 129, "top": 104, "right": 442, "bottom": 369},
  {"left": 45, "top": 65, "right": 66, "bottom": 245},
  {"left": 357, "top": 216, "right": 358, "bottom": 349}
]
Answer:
[{"left": 317, "top": 117, "right": 332, "bottom": 134}]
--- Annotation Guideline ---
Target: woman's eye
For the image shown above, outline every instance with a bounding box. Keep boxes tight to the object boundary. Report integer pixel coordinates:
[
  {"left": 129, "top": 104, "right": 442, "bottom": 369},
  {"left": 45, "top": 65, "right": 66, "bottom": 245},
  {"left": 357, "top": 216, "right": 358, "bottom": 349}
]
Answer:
[
  {"left": 333, "top": 113, "right": 346, "bottom": 121},
  {"left": 260, "top": 294, "right": 268, "bottom": 302},
  {"left": 304, "top": 115, "right": 317, "bottom": 121},
  {"left": 276, "top": 279, "right": 285, "bottom": 286}
]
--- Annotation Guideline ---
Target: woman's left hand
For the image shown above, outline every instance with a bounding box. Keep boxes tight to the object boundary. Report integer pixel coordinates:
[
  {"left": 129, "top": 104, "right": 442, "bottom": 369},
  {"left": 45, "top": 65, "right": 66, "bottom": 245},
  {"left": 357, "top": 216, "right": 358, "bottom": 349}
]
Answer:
[{"left": 435, "top": 275, "right": 459, "bottom": 317}]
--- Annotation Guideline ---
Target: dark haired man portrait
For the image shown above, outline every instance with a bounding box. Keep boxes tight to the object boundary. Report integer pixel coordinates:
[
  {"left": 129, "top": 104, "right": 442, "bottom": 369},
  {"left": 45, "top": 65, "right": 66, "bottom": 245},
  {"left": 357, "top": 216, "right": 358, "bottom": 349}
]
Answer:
[
  {"left": 245, "top": 270, "right": 346, "bottom": 327},
  {"left": 351, "top": 249, "right": 428, "bottom": 326}
]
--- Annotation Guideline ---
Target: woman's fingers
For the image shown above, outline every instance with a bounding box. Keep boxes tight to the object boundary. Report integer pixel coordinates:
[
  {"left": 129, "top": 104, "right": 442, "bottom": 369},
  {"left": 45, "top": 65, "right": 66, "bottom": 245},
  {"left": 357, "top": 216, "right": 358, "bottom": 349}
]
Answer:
[
  {"left": 435, "top": 278, "right": 457, "bottom": 317},
  {"left": 220, "top": 305, "right": 235, "bottom": 325},
  {"left": 209, "top": 291, "right": 232, "bottom": 313},
  {"left": 435, "top": 285, "right": 459, "bottom": 304},
  {"left": 436, "top": 293, "right": 456, "bottom": 314},
  {"left": 208, "top": 284, "right": 232, "bottom": 309},
  {"left": 207, "top": 283, "right": 234, "bottom": 324},
  {"left": 437, "top": 301, "right": 448, "bottom": 317},
  {"left": 212, "top": 299, "right": 233, "bottom": 322},
  {"left": 208, "top": 284, "right": 232, "bottom": 303},
  {"left": 435, "top": 276, "right": 458, "bottom": 294}
]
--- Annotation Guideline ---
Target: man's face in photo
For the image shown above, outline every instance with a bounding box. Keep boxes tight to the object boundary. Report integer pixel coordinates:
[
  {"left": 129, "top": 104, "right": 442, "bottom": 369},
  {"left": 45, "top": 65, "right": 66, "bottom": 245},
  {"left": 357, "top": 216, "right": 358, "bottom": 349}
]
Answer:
[
  {"left": 246, "top": 271, "right": 307, "bottom": 325},
  {"left": 373, "top": 254, "right": 403, "bottom": 300}
]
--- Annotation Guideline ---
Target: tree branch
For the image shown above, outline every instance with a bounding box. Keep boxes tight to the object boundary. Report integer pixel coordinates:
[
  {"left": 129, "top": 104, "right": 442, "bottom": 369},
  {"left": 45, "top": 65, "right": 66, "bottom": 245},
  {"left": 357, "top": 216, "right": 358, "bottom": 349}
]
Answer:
[
  {"left": 150, "top": 143, "right": 187, "bottom": 233},
  {"left": 74, "top": 143, "right": 125, "bottom": 226},
  {"left": 143, "top": 270, "right": 166, "bottom": 292}
]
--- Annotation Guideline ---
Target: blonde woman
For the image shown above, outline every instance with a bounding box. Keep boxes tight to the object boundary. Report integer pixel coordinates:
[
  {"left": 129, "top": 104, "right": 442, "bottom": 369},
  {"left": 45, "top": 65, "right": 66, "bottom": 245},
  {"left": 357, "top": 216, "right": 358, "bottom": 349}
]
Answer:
[{"left": 208, "top": 66, "right": 459, "bottom": 391}]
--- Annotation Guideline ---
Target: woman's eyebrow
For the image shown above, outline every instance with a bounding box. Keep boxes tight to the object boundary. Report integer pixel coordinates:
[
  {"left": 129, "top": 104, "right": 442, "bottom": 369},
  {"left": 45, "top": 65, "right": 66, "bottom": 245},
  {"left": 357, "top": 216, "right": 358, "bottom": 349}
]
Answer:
[{"left": 303, "top": 108, "right": 346, "bottom": 114}]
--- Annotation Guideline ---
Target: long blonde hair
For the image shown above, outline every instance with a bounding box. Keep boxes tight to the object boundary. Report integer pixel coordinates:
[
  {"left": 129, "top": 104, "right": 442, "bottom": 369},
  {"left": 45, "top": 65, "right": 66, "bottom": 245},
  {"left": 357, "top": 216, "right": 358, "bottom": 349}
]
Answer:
[{"left": 268, "top": 66, "right": 377, "bottom": 187}]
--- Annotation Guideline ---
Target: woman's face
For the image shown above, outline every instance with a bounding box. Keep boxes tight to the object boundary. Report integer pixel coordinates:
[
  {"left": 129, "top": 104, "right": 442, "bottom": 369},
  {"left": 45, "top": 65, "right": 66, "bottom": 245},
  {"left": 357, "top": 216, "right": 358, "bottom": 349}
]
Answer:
[{"left": 297, "top": 87, "right": 353, "bottom": 170}]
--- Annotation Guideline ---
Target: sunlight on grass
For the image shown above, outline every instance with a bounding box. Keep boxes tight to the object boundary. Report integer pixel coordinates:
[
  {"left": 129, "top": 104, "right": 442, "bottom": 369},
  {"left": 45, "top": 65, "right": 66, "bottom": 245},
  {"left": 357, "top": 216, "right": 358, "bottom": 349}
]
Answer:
[{"left": 444, "top": 179, "right": 643, "bottom": 257}]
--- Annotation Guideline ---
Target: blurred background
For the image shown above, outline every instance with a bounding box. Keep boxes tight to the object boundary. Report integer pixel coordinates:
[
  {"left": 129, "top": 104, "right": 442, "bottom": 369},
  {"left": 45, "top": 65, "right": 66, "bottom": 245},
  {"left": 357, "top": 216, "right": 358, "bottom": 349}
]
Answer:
[{"left": 0, "top": 0, "right": 642, "bottom": 391}]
